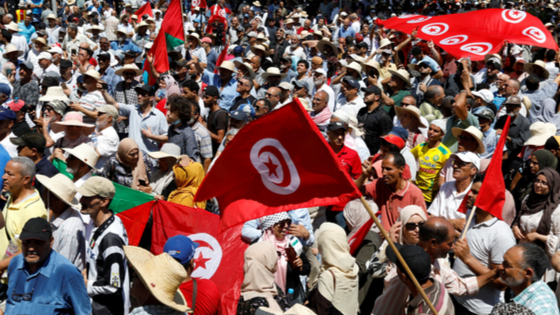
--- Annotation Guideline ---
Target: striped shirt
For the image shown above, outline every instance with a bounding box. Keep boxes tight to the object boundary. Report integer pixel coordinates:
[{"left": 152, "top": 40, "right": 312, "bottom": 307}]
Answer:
[
  {"left": 51, "top": 207, "right": 86, "bottom": 271},
  {"left": 191, "top": 122, "right": 213, "bottom": 162},
  {"left": 408, "top": 278, "right": 454, "bottom": 315},
  {"left": 513, "top": 281, "right": 560, "bottom": 315}
]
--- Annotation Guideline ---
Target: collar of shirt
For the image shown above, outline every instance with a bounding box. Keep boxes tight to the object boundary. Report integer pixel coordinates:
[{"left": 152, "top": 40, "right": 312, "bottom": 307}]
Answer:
[
  {"left": 473, "top": 216, "right": 498, "bottom": 229},
  {"left": 452, "top": 181, "right": 472, "bottom": 199},
  {"left": 51, "top": 207, "right": 76, "bottom": 228},
  {"left": 16, "top": 249, "right": 55, "bottom": 279}
]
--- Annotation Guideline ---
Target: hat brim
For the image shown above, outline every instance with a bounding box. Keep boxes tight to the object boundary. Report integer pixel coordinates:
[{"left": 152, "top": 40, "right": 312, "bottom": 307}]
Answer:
[
  {"left": 35, "top": 174, "right": 81, "bottom": 209},
  {"left": 451, "top": 127, "right": 485, "bottom": 154},
  {"left": 3, "top": 49, "right": 24, "bottom": 58},
  {"left": 524, "top": 62, "right": 550, "bottom": 79},
  {"left": 232, "top": 61, "right": 256, "bottom": 79},
  {"left": 63, "top": 147, "right": 99, "bottom": 171},
  {"left": 524, "top": 135, "right": 551, "bottom": 147},
  {"left": 124, "top": 246, "right": 191, "bottom": 313},
  {"left": 249, "top": 46, "right": 270, "bottom": 57},
  {"left": 388, "top": 70, "right": 412, "bottom": 88},
  {"left": 261, "top": 72, "right": 288, "bottom": 80},
  {"left": 395, "top": 106, "right": 427, "bottom": 128},
  {"left": 51, "top": 120, "right": 95, "bottom": 135},
  {"left": 316, "top": 41, "right": 339, "bottom": 57},
  {"left": 9, "top": 137, "right": 26, "bottom": 147},
  {"left": 115, "top": 67, "right": 143, "bottom": 77},
  {"left": 147, "top": 151, "right": 179, "bottom": 160}
]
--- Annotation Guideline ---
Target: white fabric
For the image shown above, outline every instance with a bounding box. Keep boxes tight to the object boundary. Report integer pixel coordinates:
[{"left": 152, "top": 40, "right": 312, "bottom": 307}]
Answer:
[
  {"left": 94, "top": 126, "right": 119, "bottom": 169},
  {"left": 0, "top": 132, "right": 18, "bottom": 158},
  {"left": 428, "top": 181, "right": 472, "bottom": 220}
]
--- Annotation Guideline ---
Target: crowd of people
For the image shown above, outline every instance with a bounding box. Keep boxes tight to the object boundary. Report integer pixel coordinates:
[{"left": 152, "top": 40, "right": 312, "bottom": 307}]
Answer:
[{"left": 0, "top": 0, "right": 559, "bottom": 314}]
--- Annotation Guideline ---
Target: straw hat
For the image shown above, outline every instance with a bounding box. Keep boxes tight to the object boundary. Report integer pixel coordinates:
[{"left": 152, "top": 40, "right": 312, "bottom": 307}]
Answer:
[
  {"left": 147, "top": 143, "right": 181, "bottom": 160},
  {"left": 39, "top": 86, "right": 70, "bottom": 102},
  {"left": 124, "top": 246, "right": 190, "bottom": 313},
  {"left": 6, "top": 22, "right": 19, "bottom": 32},
  {"left": 250, "top": 44, "right": 270, "bottom": 57},
  {"left": 134, "top": 21, "right": 149, "bottom": 32},
  {"left": 346, "top": 61, "right": 363, "bottom": 79},
  {"left": 233, "top": 61, "right": 256, "bottom": 79},
  {"left": 253, "top": 1, "right": 262, "bottom": 6},
  {"left": 64, "top": 143, "right": 99, "bottom": 170},
  {"left": 256, "top": 304, "right": 316, "bottom": 315},
  {"left": 257, "top": 33, "right": 266, "bottom": 40},
  {"left": 484, "top": 53, "right": 502, "bottom": 65},
  {"left": 36, "top": 174, "right": 81, "bottom": 209},
  {"left": 52, "top": 112, "right": 95, "bottom": 135},
  {"left": 395, "top": 106, "right": 427, "bottom": 128},
  {"left": 524, "top": 122, "right": 557, "bottom": 146},
  {"left": 261, "top": 67, "right": 287, "bottom": 80},
  {"left": 524, "top": 60, "right": 550, "bottom": 79},
  {"left": 218, "top": 60, "right": 236, "bottom": 72},
  {"left": 32, "top": 37, "right": 48, "bottom": 48},
  {"left": 46, "top": 13, "right": 56, "bottom": 20},
  {"left": 86, "top": 25, "right": 104, "bottom": 33},
  {"left": 452, "top": 126, "right": 485, "bottom": 154},
  {"left": 297, "top": 98, "right": 313, "bottom": 112},
  {"left": 115, "top": 64, "right": 143, "bottom": 76},
  {"left": 388, "top": 69, "right": 411, "bottom": 87},
  {"left": 187, "top": 32, "right": 201, "bottom": 45},
  {"left": 349, "top": 54, "right": 365, "bottom": 66},
  {"left": 379, "top": 38, "right": 392, "bottom": 49},
  {"left": 67, "top": 0, "right": 76, "bottom": 5},
  {"left": 317, "top": 39, "right": 338, "bottom": 56},
  {"left": 285, "top": 18, "right": 294, "bottom": 24},
  {"left": 3, "top": 44, "right": 23, "bottom": 58},
  {"left": 83, "top": 69, "right": 101, "bottom": 81}
]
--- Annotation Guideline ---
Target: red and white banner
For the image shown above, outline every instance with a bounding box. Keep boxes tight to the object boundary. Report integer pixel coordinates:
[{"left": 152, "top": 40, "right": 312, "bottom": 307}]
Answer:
[
  {"left": 118, "top": 201, "right": 248, "bottom": 315},
  {"left": 379, "top": 9, "right": 558, "bottom": 60}
]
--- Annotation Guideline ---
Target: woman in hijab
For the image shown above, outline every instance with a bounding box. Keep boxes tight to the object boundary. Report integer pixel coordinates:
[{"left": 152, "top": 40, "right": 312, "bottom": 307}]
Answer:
[
  {"left": 511, "top": 150, "right": 558, "bottom": 211},
  {"left": 237, "top": 242, "right": 289, "bottom": 314},
  {"left": 367, "top": 205, "right": 428, "bottom": 279},
  {"left": 258, "top": 212, "right": 310, "bottom": 305},
  {"left": 343, "top": 199, "right": 383, "bottom": 315},
  {"left": 512, "top": 168, "right": 560, "bottom": 286},
  {"left": 167, "top": 159, "right": 206, "bottom": 209},
  {"left": 95, "top": 138, "right": 155, "bottom": 189},
  {"left": 154, "top": 74, "right": 182, "bottom": 114},
  {"left": 308, "top": 223, "right": 359, "bottom": 315},
  {"left": 140, "top": 143, "right": 181, "bottom": 200}
]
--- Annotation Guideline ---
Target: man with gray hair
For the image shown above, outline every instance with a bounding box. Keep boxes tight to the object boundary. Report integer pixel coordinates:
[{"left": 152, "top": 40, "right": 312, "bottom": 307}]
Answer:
[
  {"left": 61, "top": 23, "right": 97, "bottom": 59},
  {"left": 0, "top": 157, "right": 48, "bottom": 277}
]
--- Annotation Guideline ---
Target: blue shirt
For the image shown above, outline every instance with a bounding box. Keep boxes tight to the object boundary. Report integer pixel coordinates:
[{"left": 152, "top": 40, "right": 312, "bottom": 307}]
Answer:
[
  {"left": 30, "top": 0, "right": 43, "bottom": 15},
  {"left": 241, "top": 208, "right": 315, "bottom": 247},
  {"left": 201, "top": 69, "right": 239, "bottom": 111},
  {"left": 110, "top": 39, "right": 141, "bottom": 54},
  {"left": 513, "top": 280, "right": 560, "bottom": 315},
  {"left": 118, "top": 104, "right": 168, "bottom": 152},
  {"left": 337, "top": 26, "right": 355, "bottom": 39},
  {"left": 6, "top": 251, "right": 92, "bottom": 315},
  {"left": 480, "top": 127, "right": 506, "bottom": 159},
  {"left": 0, "top": 144, "right": 10, "bottom": 187},
  {"left": 99, "top": 66, "right": 122, "bottom": 97},
  {"left": 206, "top": 49, "right": 219, "bottom": 73},
  {"left": 18, "top": 22, "right": 36, "bottom": 43}
]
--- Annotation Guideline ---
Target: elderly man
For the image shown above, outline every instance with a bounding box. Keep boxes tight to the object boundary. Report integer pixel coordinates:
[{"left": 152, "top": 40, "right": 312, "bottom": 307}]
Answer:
[
  {"left": 62, "top": 23, "right": 96, "bottom": 59},
  {"left": 419, "top": 85, "right": 444, "bottom": 124},
  {"left": 0, "top": 157, "right": 47, "bottom": 274},
  {"left": 5, "top": 218, "right": 91, "bottom": 314},
  {"left": 311, "top": 69, "right": 335, "bottom": 112},
  {"left": 194, "top": 59, "right": 238, "bottom": 110},
  {"left": 92, "top": 106, "right": 119, "bottom": 169},
  {"left": 525, "top": 74, "right": 560, "bottom": 122}
]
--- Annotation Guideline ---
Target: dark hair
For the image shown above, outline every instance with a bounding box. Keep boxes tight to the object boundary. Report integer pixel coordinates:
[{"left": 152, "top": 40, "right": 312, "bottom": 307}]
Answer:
[
  {"left": 526, "top": 74, "right": 540, "bottom": 91},
  {"left": 240, "top": 76, "right": 254, "bottom": 89},
  {"left": 546, "top": 49, "right": 556, "bottom": 61},
  {"left": 383, "top": 151, "right": 406, "bottom": 168},
  {"left": 419, "top": 221, "right": 450, "bottom": 244},
  {"left": 518, "top": 243, "right": 549, "bottom": 281},
  {"left": 476, "top": 83, "right": 490, "bottom": 91},
  {"left": 167, "top": 95, "right": 193, "bottom": 124},
  {"left": 181, "top": 79, "right": 200, "bottom": 93},
  {"left": 441, "top": 96, "right": 455, "bottom": 117},
  {"left": 465, "top": 96, "right": 474, "bottom": 108},
  {"left": 257, "top": 98, "right": 272, "bottom": 110},
  {"left": 411, "top": 46, "right": 422, "bottom": 56},
  {"left": 473, "top": 173, "right": 485, "bottom": 185},
  {"left": 1, "top": 29, "right": 11, "bottom": 43},
  {"left": 545, "top": 136, "right": 560, "bottom": 151},
  {"left": 297, "top": 60, "right": 309, "bottom": 69},
  {"left": 192, "top": 100, "right": 201, "bottom": 115}
]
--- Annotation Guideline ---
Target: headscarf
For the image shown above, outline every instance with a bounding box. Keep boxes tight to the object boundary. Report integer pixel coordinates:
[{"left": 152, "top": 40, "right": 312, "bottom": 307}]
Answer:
[
  {"left": 518, "top": 150, "right": 558, "bottom": 202},
  {"left": 315, "top": 223, "right": 359, "bottom": 315},
  {"left": 343, "top": 199, "right": 376, "bottom": 241},
  {"left": 259, "top": 212, "right": 291, "bottom": 294},
  {"left": 162, "top": 74, "right": 181, "bottom": 98},
  {"left": 116, "top": 138, "right": 149, "bottom": 190},
  {"left": 167, "top": 162, "right": 206, "bottom": 209},
  {"left": 397, "top": 205, "right": 428, "bottom": 245},
  {"left": 149, "top": 159, "right": 177, "bottom": 195},
  {"left": 517, "top": 168, "right": 560, "bottom": 238},
  {"left": 311, "top": 105, "right": 332, "bottom": 128},
  {"left": 241, "top": 242, "right": 282, "bottom": 311}
]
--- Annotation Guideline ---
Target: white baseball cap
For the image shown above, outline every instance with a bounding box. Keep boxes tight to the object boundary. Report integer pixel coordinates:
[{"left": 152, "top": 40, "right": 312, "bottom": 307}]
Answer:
[
  {"left": 452, "top": 151, "right": 480, "bottom": 170},
  {"left": 38, "top": 52, "right": 52, "bottom": 60},
  {"left": 313, "top": 68, "right": 327, "bottom": 76},
  {"left": 471, "top": 89, "right": 494, "bottom": 104}
]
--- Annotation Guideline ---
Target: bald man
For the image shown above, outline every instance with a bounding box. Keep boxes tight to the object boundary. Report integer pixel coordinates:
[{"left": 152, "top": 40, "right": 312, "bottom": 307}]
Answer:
[{"left": 265, "top": 87, "right": 282, "bottom": 109}]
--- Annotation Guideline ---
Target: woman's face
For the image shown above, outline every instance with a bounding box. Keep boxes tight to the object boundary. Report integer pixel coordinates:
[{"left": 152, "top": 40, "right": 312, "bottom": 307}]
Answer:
[
  {"left": 403, "top": 215, "right": 425, "bottom": 245},
  {"left": 65, "top": 125, "right": 82, "bottom": 140},
  {"left": 272, "top": 219, "right": 291, "bottom": 240},
  {"left": 534, "top": 174, "right": 550, "bottom": 195},
  {"left": 127, "top": 148, "right": 139, "bottom": 165},
  {"left": 529, "top": 155, "right": 540, "bottom": 174}
]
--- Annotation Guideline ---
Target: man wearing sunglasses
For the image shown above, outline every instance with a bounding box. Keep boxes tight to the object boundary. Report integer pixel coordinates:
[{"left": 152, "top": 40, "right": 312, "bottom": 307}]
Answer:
[
  {"left": 231, "top": 76, "right": 256, "bottom": 112},
  {"left": 410, "top": 61, "right": 442, "bottom": 105}
]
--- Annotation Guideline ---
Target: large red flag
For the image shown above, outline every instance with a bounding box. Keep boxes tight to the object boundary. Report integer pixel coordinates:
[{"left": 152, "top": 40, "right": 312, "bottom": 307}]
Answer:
[
  {"left": 213, "top": 44, "right": 228, "bottom": 74},
  {"left": 378, "top": 9, "right": 558, "bottom": 60},
  {"left": 191, "top": 0, "right": 207, "bottom": 9},
  {"left": 349, "top": 219, "right": 373, "bottom": 255},
  {"left": 118, "top": 200, "right": 248, "bottom": 315},
  {"left": 195, "top": 99, "right": 362, "bottom": 230},
  {"left": 130, "top": 2, "right": 153, "bottom": 23}
]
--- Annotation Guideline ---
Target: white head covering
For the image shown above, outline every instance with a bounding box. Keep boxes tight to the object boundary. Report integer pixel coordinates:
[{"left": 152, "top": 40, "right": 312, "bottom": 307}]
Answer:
[
  {"left": 343, "top": 199, "right": 377, "bottom": 240},
  {"left": 430, "top": 119, "right": 447, "bottom": 134},
  {"left": 397, "top": 205, "right": 428, "bottom": 245},
  {"left": 241, "top": 242, "right": 282, "bottom": 311}
]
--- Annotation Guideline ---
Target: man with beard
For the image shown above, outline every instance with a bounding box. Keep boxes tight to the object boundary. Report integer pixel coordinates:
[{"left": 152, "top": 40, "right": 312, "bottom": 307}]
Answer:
[
  {"left": 283, "top": 34, "right": 306, "bottom": 62},
  {"left": 270, "top": 28, "right": 289, "bottom": 65},
  {"left": 97, "top": 52, "right": 121, "bottom": 97},
  {"left": 203, "top": 86, "right": 228, "bottom": 154},
  {"left": 311, "top": 68, "right": 335, "bottom": 112},
  {"left": 91, "top": 106, "right": 119, "bottom": 169},
  {"left": 499, "top": 244, "right": 560, "bottom": 315}
]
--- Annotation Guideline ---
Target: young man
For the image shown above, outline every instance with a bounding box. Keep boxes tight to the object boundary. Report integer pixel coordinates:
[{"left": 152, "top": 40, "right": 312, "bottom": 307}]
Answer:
[
  {"left": 79, "top": 177, "right": 129, "bottom": 315},
  {"left": 202, "top": 86, "right": 228, "bottom": 155},
  {"left": 357, "top": 85, "right": 393, "bottom": 155},
  {"left": 410, "top": 120, "right": 450, "bottom": 205}
]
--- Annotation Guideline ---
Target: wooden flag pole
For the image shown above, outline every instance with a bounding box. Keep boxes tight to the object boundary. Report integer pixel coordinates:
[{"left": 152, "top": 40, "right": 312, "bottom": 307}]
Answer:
[
  {"left": 359, "top": 196, "right": 440, "bottom": 315},
  {"left": 460, "top": 206, "right": 477, "bottom": 240},
  {"left": 179, "top": 0, "right": 187, "bottom": 42}
]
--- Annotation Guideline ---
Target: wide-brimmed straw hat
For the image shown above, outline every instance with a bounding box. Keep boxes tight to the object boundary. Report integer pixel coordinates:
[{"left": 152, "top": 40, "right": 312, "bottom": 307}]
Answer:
[
  {"left": 250, "top": 44, "right": 270, "bottom": 57},
  {"left": 524, "top": 60, "right": 550, "bottom": 79},
  {"left": 379, "top": 38, "right": 392, "bottom": 49},
  {"left": 124, "top": 246, "right": 191, "bottom": 313},
  {"left": 187, "top": 32, "right": 201, "bottom": 45},
  {"left": 261, "top": 67, "right": 287, "bottom": 80},
  {"left": 86, "top": 25, "right": 104, "bottom": 33},
  {"left": 36, "top": 174, "right": 81, "bottom": 209},
  {"left": 134, "top": 21, "right": 149, "bottom": 32},
  {"left": 6, "top": 22, "right": 19, "bottom": 32},
  {"left": 52, "top": 112, "right": 95, "bottom": 135},
  {"left": 115, "top": 64, "right": 143, "bottom": 76},
  {"left": 388, "top": 69, "right": 411, "bottom": 87},
  {"left": 39, "top": 86, "right": 70, "bottom": 102},
  {"left": 32, "top": 37, "right": 48, "bottom": 48},
  {"left": 64, "top": 143, "right": 99, "bottom": 170},
  {"left": 346, "top": 61, "right": 363, "bottom": 79},
  {"left": 524, "top": 122, "right": 557, "bottom": 146},
  {"left": 317, "top": 39, "right": 338, "bottom": 56},
  {"left": 233, "top": 60, "right": 256, "bottom": 79},
  {"left": 452, "top": 126, "right": 485, "bottom": 154},
  {"left": 218, "top": 60, "right": 236, "bottom": 72},
  {"left": 3, "top": 44, "right": 23, "bottom": 58},
  {"left": 83, "top": 69, "right": 101, "bottom": 81},
  {"left": 364, "top": 59, "right": 381, "bottom": 73},
  {"left": 395, "top": 106, "right": 427, "bottom": 128}
]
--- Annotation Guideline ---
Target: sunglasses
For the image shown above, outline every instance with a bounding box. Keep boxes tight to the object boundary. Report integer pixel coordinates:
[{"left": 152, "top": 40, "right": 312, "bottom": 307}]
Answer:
[
  {"left": 457, "top": 135, "right": 474, "bottom": 141},
  {"left": 405, "top": 222, "right": 424, "bottom": 231},
  {"left": 265, "top": 93, "right": 278, "bottom": 98},
  {"left": 123, "top": 72, "right": 136, "bottom": 77}
]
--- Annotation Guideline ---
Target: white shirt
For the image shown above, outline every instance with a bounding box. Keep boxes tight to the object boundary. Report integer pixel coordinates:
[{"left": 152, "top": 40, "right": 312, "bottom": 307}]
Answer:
[
  {"left": 10, "top": 34, "right": 28, "bottom": 62},
  {"left": 351, "top": 21, "right": 361, "bottom": 33},
  {"left": 283, "top": 46, "right": 307, "bottom": 62},
  {"left": 312, "top": 83, "right": 335, "bottom": 112},
  {"left": 335, "top": 96, "right": 365, "bottom": 118},
  {"left": 190, "top": 46, "right": 207, "bottom": 64},
  {"left": 0, "top": 132, "right": 17, "bottom": 158},
  {"left": 428, "top": 180, "right": 473, "bottom": 220},
  {"left": 93, "top": 126, "right": 119, "bottom": 170}
]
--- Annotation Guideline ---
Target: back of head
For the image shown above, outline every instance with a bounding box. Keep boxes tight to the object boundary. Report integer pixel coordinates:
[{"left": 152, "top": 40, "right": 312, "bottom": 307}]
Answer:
[
  {"left": 316, "top": 222, "right": 355, "bottom": 272},
  {"left": 419, "top": 217, "right": 451, "bottom": 244},
  {"left": 526, "top": 74, "right": 540, "bottom": 91},
  {"left": 517, "top": 243, "right": 548, "bottom": 281},
  {"left": 425, "top": 85, "right": 442, "bottom": 102}
]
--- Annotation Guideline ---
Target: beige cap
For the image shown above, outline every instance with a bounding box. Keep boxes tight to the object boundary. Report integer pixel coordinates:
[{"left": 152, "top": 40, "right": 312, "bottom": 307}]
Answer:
[
  {"left": 64, "top": 143, "right": 99, "bottom": 170},
  {"left": 97, "top": 106, "right": 118, "bottom": 120},
  {"left": 77, "top": 176, "right": 116, "bottom": 199}
]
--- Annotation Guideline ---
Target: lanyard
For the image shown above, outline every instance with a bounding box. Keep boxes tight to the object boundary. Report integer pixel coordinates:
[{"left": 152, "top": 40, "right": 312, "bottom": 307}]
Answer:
[{"left": 89, "top": 215, "right": 115, "bottom": 250}]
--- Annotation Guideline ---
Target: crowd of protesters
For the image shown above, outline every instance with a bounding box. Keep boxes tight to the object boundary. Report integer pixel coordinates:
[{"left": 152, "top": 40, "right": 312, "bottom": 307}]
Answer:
[{"left": 0, "top": 0, "right": 560, "bottom": 314}]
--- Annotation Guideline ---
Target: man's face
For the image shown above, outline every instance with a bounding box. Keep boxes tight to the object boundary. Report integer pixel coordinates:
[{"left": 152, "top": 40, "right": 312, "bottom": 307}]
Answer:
[
  {"left": 381, "top": 156, "right": 403, "bottom": 187},
  {"left": 22, "top": 238, "right": 52, "bottom": 266},
  {"left": 236, "top": 78, "right": 250, "bottom": 93},
  {"left": 504, "top": 80, "right": 517, "bottom": 97},
  {"left": 418, "top": 63, "right": 431, "bottom": 75},
  {"left": 265, "top": 89, "right": 280, "bottom": 105},
  {"left": 457, "top": 131, "right": 478, "bottom": 152},
  {"left": 182, "top": 87, "right": 197, "bottom": 100},
  {"left": 24, "top": 15, "right": 31, "bottom": 25},
  {"left": 505, "top": 103, "right": 520, "bottom": 116},
  {"left": 296, "top": 62, "right": 308, "bottom": 75},
  {"left": 2, "top": 15, "right": 12, "bottom": 24},
  {"left": 98, "top": 56, "right": 110, "bottom": 69},
  {"left": 68, "top": 28, "right": 77, "bottom": 38},
  {"left": 312, "top": 93, "right": 328, "bottom": 113},
  {"left": 16, "top": 145, "right": 33, "bottom": 158},
  {"left": 276, "top": 29, "right": 284, "bottom": 40},
  {"left": 268, "top": 75, "right": 281, "bottom": 87},
  {"left": 19, "top": 66, "right": 32, "bottom": 79},
  {"left": 466, "top": 181, "right": 482, "bottom": 209},
  {"left": 99, "top": 39, "right": 109, "bottom": 51},
  {"left": 293, "top": 85, "right": 307, "bottom": 98},
  {"left": 327, "top": 129, "right": 346, "bottom": 146},
  {"left": 452, "top": 158, "right": 475, "bottom": 181},
  {"left": 500, "top": 247, "right": 526, "bottom": 288},
  {"left": 254, "top": 100, "right": 268, "bottom": 117},
  {"left": 341, "top": 83, "right": 356, "bottom": 97},
  {"left": 486, "top": 64, "right": 499, "bottom": 77},
  {"left": 39, "top": 58, "right": 50, "bottom": 69},
  {"left": 203, "top": 94, "right": 216, "bottom": 108},
  {"left": 343, "top": 18, "right": 350, "bottom": 27},
  {"left": 80, "top": 195, "right": 107, "bottom": 216},
  {"left": 2, "top": 161, "right": 26, "bottom": 193}
]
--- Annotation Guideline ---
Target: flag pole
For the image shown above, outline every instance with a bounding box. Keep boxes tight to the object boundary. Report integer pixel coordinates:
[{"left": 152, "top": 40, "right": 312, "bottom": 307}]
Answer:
[
  {"left": 460, "top": 206, "right": 477, "bottom": 240},
  {"left": 359, "top": 196, "right": 440, "bottom": 315},
  {"left": 179, "top": 0, "right": 187, "bottom": 42}
]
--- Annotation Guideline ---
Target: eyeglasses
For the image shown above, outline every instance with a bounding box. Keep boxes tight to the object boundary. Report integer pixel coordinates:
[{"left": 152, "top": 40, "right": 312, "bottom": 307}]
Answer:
[
  {"left": 405, "top": 222, "right": 424, "bottom": 231},
  {"left": 237, "top": 80, "right": 246, "bottom": 86},
  {"left": 535, "top": 179, "right": 549, "bottom": 187},
  {"left": 123, "top": 72, "right": 136, "bottom": 77},
  {"left": 44, "top": 107, "right": 54, "bottom": 112},
  {"left": 254, "top": 105, "right": 264, "bottom": 111},
  {"left": 12, "top": 273, "right": 38, "bottom": 302},
  {"left": 400, "top": 103, "right": 414, "bottom": 106},
  {"left": 457, "top": 135, "right": 474, "bottom": 141}
]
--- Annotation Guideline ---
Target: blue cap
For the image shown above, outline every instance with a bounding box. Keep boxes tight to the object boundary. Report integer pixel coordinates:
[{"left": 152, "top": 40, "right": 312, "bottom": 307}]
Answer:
[
  {"left": 0, "top": 108, "right": 16, "bottom": 121},
  {"left": 163, "top": 235, "right": 199, "bottom": 265},
  {"left": 236, "top": 103, "right": 255, "bottom": 118},
  {"left": 229, "top": 110, "right": 248, "bottom": 122},
  {"left": 342, "top": 76, "right": 360, "bottom": 89},
  {"left": 0, "top": 83, "right": 11, "bottom": 99},
  {"left": 244, "top": 13, "right": 250, "bottom": 18},
  {"left": 233, "top": 46, "right": 244, "bottom": 54},
  {"left": 390, "top": 126, "right": 409, "bottom": 142}
]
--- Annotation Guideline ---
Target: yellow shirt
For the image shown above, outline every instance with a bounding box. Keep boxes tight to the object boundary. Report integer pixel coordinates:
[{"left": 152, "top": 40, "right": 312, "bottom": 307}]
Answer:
[
  {"left": 410, "top": 142, "right": 451, "bottom": 202},
  {"left": 0, "top": 190, "right": 47, "bottom": 260}
]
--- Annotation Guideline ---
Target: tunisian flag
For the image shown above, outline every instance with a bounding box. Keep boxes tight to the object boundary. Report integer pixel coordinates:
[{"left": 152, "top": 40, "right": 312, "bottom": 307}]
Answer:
[
  {"left": 130, "top": 2, "right": 153, "bottom": 23},
  {"left": 458, "top": 116, "right": 511, "bottom": 219},
  {"left": 118, "top": 201, "right": 248, "bottom": 315},
  {"left": 191, "top": 0, "right": 207, "bottom": 9},
  {"left": 378, "top": 9, "right": 558, "bottom": 60},
  {"left": 195, "top": 99, "right": 362, "bottom": 231}
]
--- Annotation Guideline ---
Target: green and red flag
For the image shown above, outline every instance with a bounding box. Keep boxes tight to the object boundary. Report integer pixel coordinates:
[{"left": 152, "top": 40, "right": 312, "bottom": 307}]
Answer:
[{"left": 143, "top": 0, "right": 184, "bottom": 85}]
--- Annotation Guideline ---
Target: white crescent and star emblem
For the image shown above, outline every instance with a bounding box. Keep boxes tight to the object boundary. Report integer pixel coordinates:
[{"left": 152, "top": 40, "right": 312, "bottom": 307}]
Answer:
[
  {"left": 406, "top": 16, "right": 432, "bottom": 24},
  {"left": 192, "top": 0, "right": 200, "bottom": 7},
  {"left": 522, "top": 26, "right": 547, "bottom": 43},
  {"left": 421, "top": 23, "right": 449, "bottom": 36},
  {"left": 189, "top": 233, "right": 223, "bottom": 280},
  {"left": 439, "top": 35, "right": 468, "bottom": 45},
  {"left": 250, "top": 138, "right": 300, "bottom": 195},
  {"left": 502, "top": 9, "right": 527, "bottom": 23},
  {"left": 460, "top": 42, "right": 493, "bottom": 56}
]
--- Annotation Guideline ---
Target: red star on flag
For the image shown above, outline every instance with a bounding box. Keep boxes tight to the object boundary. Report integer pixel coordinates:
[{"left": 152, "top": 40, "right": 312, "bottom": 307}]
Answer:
[
  {"left": 194, "top": 252, "right": 211, "bottom": 271},
  {"left": 263, "top": 157, "right": 279, "bottom": 178}
]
